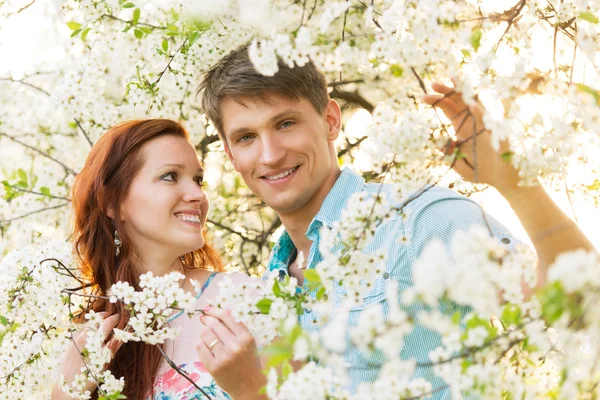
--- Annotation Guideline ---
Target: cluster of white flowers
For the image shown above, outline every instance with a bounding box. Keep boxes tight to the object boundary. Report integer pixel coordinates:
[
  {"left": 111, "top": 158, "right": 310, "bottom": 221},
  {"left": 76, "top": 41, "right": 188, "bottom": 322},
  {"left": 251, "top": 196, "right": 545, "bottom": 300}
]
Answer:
[
  {"left": 403, "top": 226, "right": 537, "bottom": 317},
  {"left": 59, "top": 312, "right": 125, "bottom": 399},
  {"left": 1, "top": 0, "right": 600, "bottom": 398},
  {"left": 108, "top": 271, "right": 197, "bottom": 344},
  {"left": 266, "top": 361, "right": 345, "bottom": 400},
  {"left": 0, "top": 241, "right": 80, "bottom": 398},
  {"left": 208, "top": 273, "right": 298, "bottom": 347}
]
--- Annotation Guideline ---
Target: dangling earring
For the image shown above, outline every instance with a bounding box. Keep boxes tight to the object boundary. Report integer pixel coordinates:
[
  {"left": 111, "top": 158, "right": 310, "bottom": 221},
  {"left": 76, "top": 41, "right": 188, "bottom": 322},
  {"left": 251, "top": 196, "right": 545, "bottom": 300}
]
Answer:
[{"left": 114, "top": 230, "right": 122, "bottom": 257}]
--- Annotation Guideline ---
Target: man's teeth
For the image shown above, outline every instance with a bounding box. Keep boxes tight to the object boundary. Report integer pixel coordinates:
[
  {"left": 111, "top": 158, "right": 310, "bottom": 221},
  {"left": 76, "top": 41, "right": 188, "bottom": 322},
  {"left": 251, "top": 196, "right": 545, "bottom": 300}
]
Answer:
[
  {"left": 265, "top": 167, "right": 297, "bottom": 181},
  {"left": 176, "top": 214, "right": 201, "bottom": 223}
]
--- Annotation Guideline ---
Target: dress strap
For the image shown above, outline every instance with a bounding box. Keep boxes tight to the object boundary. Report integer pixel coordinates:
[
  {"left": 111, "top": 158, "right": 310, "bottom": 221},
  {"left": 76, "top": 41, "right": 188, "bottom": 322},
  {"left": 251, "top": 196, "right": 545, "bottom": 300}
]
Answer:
[
  {"left": 168, "top": 271, "right": 219, "bottom": 322},
  {"left": 195, "top": 271, "right": 218, "bottom": 300}
]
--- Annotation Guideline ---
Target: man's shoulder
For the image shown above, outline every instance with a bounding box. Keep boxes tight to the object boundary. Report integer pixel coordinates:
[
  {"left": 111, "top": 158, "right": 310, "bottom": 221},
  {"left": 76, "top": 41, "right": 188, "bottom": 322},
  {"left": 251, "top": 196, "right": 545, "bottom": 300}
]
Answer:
[{"left": 361, "top": 181, "right": 470, "bottom": 217}]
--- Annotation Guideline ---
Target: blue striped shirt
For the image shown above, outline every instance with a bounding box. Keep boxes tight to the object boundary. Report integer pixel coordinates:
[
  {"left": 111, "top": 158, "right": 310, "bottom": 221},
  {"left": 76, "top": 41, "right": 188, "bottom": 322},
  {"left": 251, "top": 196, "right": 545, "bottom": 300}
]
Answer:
[{"left": 266, "top": 168, "right": 519, "bottom": 399}]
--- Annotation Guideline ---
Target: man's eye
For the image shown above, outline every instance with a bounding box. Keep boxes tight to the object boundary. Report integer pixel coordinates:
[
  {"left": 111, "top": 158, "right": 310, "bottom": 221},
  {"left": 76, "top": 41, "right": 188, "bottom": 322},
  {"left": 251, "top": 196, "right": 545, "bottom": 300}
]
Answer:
[
  {"left": 161, "top": 172, "right": 177, "bottom": 182},
  {"left": 238, "top": 134, "right": 253, "bottom": 143},
  {"left": 280, "top": 121, "right": 294, "bottom": 129}
]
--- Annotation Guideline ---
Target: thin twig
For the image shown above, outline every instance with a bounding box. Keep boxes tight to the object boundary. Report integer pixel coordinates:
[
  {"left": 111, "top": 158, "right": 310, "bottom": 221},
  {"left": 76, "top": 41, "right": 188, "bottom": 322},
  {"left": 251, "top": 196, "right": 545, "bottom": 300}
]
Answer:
[
  {"left": 74, "top": 118, "right": 94, "bottom": 147},
  {"left": 156, "top": 346, "right": 213, "bottom": 399},
  {"left": 6, "top": 0, "right": 35, "bottom": 18},
  {"left": 7, "top": 185, "right": 71, "bottom": 201},
  {"left": 0, "top": 132, "right": 78, "bottom": 175},
  {"left": 154, "top": 38, "right": 189, "bottom": 85},
  {"left": 0, "top": 203, "right": 70, "bottom": 226},
  {"left": 100, "top": 13, "right": 166, "bottom": 30},
  {"left": 0, "top": 77, "right": 50, "bottom": 96}
]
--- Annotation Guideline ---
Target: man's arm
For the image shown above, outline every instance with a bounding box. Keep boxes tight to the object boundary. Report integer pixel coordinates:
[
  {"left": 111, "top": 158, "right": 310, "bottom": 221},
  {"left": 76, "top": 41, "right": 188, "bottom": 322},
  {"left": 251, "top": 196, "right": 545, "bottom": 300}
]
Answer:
[{"left": 422, "top": 80, "right": 596, "bottom": 293}]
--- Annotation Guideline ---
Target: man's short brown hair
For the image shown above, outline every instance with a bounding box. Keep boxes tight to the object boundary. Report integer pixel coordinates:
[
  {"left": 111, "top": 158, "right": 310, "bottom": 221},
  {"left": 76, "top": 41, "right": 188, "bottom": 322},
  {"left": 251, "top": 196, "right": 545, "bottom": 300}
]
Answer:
[{"left": 198, "top": 44, "right": 329, "bottom": 137}]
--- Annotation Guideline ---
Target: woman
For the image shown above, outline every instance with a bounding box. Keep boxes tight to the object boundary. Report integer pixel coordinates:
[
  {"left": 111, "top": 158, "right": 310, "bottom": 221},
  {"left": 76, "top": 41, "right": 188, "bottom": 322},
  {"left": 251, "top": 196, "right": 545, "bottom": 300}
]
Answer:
[{"left": 51, "top": 119, "right": 266, "bottom": 400}]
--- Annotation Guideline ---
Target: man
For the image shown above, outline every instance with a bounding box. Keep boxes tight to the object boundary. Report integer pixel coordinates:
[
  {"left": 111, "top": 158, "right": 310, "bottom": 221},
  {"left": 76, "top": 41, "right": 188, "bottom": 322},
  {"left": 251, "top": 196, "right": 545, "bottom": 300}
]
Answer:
[{"left": 197, "top": 45, "right": 594, "bottom": 398}]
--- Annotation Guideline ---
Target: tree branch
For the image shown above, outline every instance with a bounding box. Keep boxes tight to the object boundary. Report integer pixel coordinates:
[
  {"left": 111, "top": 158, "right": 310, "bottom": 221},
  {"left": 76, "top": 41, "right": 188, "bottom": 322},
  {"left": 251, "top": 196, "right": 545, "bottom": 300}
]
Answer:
[
  {"left": 0, "top": 203, "right": 70, "bottom": 227},
  {"left": 329, "top": 88, "right": 374, "bottom": 113},
  {"left": 0, "top": 76, "right": 50, "bottom": 96},
  {"left": 74, "top": 118, "right": 93, "bottom": 148},
  {"left": 0, "top": 132, "right": 78, "bottom": 175}
]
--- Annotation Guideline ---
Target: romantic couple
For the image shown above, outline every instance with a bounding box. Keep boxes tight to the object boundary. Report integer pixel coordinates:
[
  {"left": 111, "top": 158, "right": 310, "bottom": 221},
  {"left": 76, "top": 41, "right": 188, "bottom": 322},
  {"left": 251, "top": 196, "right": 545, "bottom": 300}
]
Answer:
[{"left": 51, "top": 44, "right": 593, "bottom": 400}]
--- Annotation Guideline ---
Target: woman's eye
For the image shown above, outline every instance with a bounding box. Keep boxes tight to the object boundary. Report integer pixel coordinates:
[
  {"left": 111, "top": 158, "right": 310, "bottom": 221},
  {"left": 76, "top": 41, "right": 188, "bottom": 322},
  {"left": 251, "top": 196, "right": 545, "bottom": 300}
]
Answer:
[
  {"left": 280, "top": 120, "right": 294, "bottom": 129},
  {"left": 162, "top": 172, "right": 177, "bottom": 182},
  {"left": 194, "top": 177, "right": 205, "bottom": 187}
]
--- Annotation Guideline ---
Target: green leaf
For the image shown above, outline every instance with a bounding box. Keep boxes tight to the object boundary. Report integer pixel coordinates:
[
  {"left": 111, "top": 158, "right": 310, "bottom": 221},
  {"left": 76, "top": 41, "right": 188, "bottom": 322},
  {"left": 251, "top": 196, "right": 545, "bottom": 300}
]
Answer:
[
  {"left": 272, "top": 279, "right": 282, "bottom": 297},
  {"left": 501, "top": 303, "right": 522, "bottom": 326},
  {"left": 303, "top": 269, "right": 321, "bottom": 284},
  {"left": 67, "top": 21, "right": 81, "bottom": 30},
  {"left": 134, "top": 29, "right": 143, "bottom": 39},
  {"left": 132, "top": 8, "right": 141, "bottom": 25},
  {"left": 579, "top": 12, "right": 599, "bottom": 24},
  {"left": 576, "top": 83, "right": 600, "bottom": 105},
  {"left": 389, "top": 64, "right": 403, "bottom": 77},
  {"left": 451, "top": 310, "right": 461, "bottom": 325},
  {"left": 0, "top": 315, "right": 8, "bottom": 326},
  {"left": 256, "top": 298, "right": 273, "bottom": 314},
  {"left": 70, "top": 28, "right": 82, "bottom": 38},
  {"left": 471, "top": 27, "right": 483, "bottom": 51},
  {"left": 262, "top": 344, "right": 292, "bottom": 367},
  {"left": 161, "top": 39, "right": 169, "bottom": 52},
  {"left": 121, "top": 2, "right": 135, "bottom": 8},
  {"left": 188, "top": 31, "right": 200, "bottom": 46},
  {"left": 80, "top": 28, "right": 91, "bottom": 41},
  {"left": 17, "top": 169, "right": 28, "bottom": 187},
  {"left": 315, "top": 286, "right": 326, "bottom": 300},
  {"left": 585, "top": 179, "right": 600, "bottom": 191},
  {"left": 281, "top": 360, "right": 293, "bottom": 378},
  {"left": 40, "top": 187, "right": 51, "bottom": 196},
  {"left": 500, "top": 151, "right": 514, "bottom": 163},
  {"left": 539, "top": 281, "right": 566, "bottom": 325}
]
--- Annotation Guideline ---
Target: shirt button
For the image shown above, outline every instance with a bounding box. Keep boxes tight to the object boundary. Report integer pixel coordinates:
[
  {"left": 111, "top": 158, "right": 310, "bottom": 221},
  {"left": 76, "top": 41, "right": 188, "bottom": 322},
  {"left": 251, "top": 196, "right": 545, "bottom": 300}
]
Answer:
[
  {"left": 501, "top": 237, "right": 511, "bottom": 245},
  {"left": 383, "top": 272, "right": 390, "bottom": 279}
]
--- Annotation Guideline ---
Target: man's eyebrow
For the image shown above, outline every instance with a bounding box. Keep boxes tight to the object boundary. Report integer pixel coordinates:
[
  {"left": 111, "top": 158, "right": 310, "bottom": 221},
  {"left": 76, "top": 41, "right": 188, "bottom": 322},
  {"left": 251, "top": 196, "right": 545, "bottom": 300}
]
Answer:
[
  {"left": 267, "top": 109, "right": 303, "bottom": 125},
  {"left": 226, "top": 109, "right": 303, "bottom": 137}
]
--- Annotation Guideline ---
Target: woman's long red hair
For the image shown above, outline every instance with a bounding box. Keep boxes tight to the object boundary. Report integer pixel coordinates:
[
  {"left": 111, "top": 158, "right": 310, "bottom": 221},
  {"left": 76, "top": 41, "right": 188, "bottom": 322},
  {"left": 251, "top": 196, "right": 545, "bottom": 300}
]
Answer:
[{"left": 71, "top": 119, "right": 222, "bottom": 399}]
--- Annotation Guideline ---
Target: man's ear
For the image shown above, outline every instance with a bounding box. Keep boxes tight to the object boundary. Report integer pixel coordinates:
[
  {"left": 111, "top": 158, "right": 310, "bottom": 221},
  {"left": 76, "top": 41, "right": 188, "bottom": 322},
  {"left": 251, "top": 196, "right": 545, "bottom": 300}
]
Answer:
[
  {"left": 325, "top": 99, "right": 342, "bottom": 141},
  {"left": 223, "top": 137, "right": 239, "bottom": 171}
]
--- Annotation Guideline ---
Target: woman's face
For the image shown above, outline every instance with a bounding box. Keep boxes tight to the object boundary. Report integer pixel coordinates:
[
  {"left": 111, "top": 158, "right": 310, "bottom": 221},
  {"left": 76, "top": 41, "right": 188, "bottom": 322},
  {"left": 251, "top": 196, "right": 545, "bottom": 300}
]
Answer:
[{"left": 119, "top": 134, "right": 209, "bottom": 259}]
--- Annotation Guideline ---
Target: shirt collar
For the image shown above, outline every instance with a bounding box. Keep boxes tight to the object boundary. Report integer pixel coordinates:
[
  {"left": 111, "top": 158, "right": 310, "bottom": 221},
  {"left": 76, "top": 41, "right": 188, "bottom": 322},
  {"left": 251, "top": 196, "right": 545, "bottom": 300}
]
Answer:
[
  {"left": 308, "top": 167, "right": 366, "bottom": 232},
  {"left": 269, "top": 168, "right": 365, "bottom": 271}
]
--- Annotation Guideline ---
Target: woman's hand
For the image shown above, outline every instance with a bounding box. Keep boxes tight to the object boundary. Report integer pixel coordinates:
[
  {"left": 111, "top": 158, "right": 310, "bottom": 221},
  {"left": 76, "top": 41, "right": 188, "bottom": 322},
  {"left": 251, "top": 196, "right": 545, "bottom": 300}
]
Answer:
[
  {"left": 422, "top": 79, "right": 523, "bottom": 195},
  {"left": 196, "top": 307, "right": 267, "bottom": 400},
  {"left": 51, "top": 313, "right": 122, "bottom": 400}
]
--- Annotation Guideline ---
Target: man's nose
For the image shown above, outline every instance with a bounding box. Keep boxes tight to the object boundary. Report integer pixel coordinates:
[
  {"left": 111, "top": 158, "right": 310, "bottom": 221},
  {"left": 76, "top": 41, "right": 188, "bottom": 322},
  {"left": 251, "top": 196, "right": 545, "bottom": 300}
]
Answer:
[{"left": 259, "top": 134, "right": 286, "bottom": 166}]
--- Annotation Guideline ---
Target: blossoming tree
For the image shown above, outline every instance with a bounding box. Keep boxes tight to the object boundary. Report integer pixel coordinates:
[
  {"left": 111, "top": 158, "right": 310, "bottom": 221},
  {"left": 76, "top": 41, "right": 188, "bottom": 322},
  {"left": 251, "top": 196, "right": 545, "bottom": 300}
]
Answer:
[{"left": 1, "top": 0, "right": 599, "bottom": 398}]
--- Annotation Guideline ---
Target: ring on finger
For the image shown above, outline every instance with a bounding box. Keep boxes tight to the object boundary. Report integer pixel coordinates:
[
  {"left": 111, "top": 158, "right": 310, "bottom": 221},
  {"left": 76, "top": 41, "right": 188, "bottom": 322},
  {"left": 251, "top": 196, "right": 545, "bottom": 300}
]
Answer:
[{"left": 208, "top": 339, "right": 221, "bottom": 352}]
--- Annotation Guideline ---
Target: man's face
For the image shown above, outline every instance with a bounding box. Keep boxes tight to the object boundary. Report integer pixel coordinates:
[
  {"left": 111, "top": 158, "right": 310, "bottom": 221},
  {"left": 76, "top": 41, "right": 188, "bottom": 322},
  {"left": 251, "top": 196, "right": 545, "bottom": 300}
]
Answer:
[{"left": 221, "top": 93, "right": 341, "bottom": 215}]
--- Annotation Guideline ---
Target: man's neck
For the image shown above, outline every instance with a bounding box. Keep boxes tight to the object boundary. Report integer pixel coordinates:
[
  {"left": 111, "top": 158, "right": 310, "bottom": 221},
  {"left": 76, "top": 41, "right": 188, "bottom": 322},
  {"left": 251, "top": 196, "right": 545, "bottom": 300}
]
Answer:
[{"left": 278, "top": 167, "right": 341, "bottom": 259}]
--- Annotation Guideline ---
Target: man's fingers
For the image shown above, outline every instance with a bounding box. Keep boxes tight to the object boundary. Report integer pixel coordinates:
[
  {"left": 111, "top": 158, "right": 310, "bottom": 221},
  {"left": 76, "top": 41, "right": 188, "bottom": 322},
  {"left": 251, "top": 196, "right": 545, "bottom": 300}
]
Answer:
[{"left": 431, "top": 81, "right": 456, "bottom": 96}]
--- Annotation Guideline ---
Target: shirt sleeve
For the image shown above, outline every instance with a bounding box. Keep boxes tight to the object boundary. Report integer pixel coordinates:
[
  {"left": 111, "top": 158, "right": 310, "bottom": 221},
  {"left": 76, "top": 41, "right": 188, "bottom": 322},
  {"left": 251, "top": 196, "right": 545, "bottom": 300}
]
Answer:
[{"left": 407, "top": 190, "right": 525, "bottom": 261}]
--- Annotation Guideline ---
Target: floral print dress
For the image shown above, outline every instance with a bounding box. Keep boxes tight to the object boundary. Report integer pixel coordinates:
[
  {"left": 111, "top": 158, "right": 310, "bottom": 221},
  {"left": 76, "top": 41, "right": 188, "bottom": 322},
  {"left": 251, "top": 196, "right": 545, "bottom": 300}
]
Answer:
[
  {"left": 148, "top": 360, "right": 232, "bottom": 400},
  {"left": 146, "top": 272, "right": 231, "bottom": 400}
]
